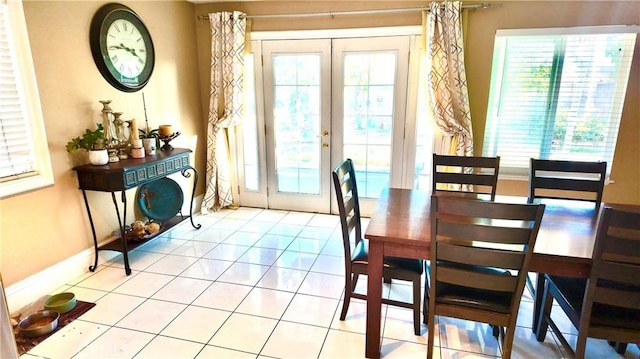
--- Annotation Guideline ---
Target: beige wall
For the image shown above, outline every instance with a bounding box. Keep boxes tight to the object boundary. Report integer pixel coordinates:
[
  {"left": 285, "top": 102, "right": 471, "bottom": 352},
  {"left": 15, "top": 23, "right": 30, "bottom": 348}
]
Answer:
[
  {"left": 195, "top": 0, "right": 640, "bottom": 203},
  {"left": 1, "top": 1, "right": 638, "bottom": 288},
  {"left": 0, "top": 1, "right": 202, "bottom": 286}
]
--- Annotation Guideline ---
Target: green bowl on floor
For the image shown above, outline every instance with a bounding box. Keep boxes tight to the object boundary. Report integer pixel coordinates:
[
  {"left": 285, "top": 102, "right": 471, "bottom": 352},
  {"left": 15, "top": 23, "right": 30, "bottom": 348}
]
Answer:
[{"left": 44, "top": 292, "right": 76, "bottom": 314}]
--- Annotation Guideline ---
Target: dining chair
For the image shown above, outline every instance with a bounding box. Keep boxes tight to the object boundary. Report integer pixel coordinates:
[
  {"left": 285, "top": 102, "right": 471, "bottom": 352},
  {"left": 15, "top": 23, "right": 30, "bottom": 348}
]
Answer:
[
  {"left": 535, "top": 206, "right": 640, "bottom": 358},
  {"left": 432, "top": 154, "right": 501, "bottom": 200},
  {"left": 528, "top": 158, "right": 607, "bottom": 205},
  {"left": 331, "top": 159, "right": 424, "bottom": 335},
  {"left": 426, "top": 195, "right": 545, "bottom": 359},
  {"left": 425, "top": 153, "right": 501, "bottom": 323},
  {"left": 525, "top": 158, "right": 607, "bottom": 297}
]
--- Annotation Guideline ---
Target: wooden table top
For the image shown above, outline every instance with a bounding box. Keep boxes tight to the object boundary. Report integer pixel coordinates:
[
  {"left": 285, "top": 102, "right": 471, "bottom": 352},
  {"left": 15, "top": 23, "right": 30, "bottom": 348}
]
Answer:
[{"left": 364, "top": 188, "right": 640, "bottom": 276}]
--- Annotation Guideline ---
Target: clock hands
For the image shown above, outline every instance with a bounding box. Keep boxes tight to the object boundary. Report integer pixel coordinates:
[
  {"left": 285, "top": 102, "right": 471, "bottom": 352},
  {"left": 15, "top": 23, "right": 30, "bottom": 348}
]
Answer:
[{"left": 108, "top": 43, "right": 143, "bottom": 61}]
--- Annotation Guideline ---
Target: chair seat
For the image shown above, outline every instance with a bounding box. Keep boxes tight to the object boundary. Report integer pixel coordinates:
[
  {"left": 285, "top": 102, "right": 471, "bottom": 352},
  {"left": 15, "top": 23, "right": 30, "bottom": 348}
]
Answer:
[
  {"left": 547, "top": 275, "right": 640, "bottom": 331},
  {"left": 432, "top": 262, "right": 514, "bottom": 314},
  {"left": 352, "top": 239, "right": 423, "bottom": 274}
]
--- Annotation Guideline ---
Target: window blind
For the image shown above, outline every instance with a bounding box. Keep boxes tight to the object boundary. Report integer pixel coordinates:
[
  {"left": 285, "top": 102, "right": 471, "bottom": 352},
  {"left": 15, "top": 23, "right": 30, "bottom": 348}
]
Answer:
[
  {"left": 0, "top": 1, "right": 35, "bottom": 180},
  {"left": 482, "top": 26, "right": 638, "bottom": 176},
  {"left": 0, "top": 0, "right": 53, "bottom": 198}
]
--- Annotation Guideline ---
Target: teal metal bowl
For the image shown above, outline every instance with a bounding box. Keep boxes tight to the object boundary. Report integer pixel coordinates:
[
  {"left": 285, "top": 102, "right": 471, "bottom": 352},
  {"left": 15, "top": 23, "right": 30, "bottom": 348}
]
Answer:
[{"left": 44, "top": 292, "right": 76, "bottom": 314}]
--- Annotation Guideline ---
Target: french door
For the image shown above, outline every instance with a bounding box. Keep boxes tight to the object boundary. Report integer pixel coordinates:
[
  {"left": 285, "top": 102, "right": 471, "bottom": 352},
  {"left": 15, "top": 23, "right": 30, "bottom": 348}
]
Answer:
[
  {"left": 330, "top": 36, "right": 411, "bottom": 215},
  {"left": 261, "top": 39, "right": 332, "bottom": 212},
  {"left": 237, "top": 32, "right": 426, "bottom": 215}
]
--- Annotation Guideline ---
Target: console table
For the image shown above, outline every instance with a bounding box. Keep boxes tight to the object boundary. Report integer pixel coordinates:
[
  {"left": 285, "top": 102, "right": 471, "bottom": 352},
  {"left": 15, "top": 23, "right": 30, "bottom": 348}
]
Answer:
[{"left": 73, "top": 148, "right": 201, "bottom": 275}]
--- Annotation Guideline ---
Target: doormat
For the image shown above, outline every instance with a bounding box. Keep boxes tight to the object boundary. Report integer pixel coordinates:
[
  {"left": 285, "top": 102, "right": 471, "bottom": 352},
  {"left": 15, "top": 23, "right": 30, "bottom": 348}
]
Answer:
[{"left": 14, "top": 300, "right": 96, "bottom": 356}]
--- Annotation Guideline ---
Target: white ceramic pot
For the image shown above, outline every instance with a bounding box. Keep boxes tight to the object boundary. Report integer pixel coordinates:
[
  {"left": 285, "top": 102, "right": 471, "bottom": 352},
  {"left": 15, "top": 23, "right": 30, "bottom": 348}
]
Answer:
[
  {"left": 88, "top": 149, "right": 109, "bottom": 165},
  {"left": 142, "top": 138, "right": 156, "bottom": 156}
]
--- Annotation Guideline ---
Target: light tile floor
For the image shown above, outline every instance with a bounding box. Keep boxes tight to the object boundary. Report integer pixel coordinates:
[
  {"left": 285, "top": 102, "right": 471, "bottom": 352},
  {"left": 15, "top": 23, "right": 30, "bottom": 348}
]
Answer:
[{"left": 19, "top": 208, "right": 640, "bottom": 359}]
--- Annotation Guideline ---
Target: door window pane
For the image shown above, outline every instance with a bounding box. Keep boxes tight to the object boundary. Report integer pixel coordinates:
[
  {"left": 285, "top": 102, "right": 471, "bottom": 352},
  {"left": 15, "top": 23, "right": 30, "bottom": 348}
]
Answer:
[
  {"left": 273, "top": 54, "right": 321, "bottom": 194},
  {"left": 342, "top": 51, "right": 397, "bottom": 198}
]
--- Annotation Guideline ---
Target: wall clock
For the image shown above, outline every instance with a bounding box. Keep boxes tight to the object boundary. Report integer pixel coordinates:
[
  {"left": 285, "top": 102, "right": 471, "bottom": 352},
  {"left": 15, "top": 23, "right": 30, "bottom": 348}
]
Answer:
[{"left": 90, "top": 3, "right": 155, "bottom": 92}]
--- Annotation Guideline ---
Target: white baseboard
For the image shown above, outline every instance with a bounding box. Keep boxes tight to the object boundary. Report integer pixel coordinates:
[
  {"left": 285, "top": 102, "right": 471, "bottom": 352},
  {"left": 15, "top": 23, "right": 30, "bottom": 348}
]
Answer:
[
  {"left": 6, "top": 194, "right": 204, "bottom": 314},
  {"left": 4, "top": 245, "right": 118, "bottom": 314}
]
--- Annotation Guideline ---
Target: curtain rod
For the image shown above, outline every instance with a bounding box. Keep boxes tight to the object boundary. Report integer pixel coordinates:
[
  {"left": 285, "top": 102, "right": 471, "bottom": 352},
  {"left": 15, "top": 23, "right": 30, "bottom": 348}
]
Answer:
[{"left": 197, "top": 3, "right": 500, "bottom": 22}]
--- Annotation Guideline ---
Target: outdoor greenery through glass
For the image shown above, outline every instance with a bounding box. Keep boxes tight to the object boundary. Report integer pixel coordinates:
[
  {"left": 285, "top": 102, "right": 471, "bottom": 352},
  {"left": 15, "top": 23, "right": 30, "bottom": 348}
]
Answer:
[
  {"left": 273, "top": 53, "right": 321, "bottom": 194},
  {"left": 482, "top": 29, "right": 636, "bottom": 175},
  {"left": 342, "top": 51, "right": 396, "bottom": 198}
]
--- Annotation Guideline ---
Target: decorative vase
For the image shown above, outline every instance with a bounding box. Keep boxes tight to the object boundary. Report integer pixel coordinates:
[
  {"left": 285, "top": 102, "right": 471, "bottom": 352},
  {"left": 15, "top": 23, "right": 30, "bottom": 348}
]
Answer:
[
  {"left": 142, "top": 138, "right": 156, "bottom": 156},
  {"left": 89, "top": 149, "right": 109, "bottom": 165}
]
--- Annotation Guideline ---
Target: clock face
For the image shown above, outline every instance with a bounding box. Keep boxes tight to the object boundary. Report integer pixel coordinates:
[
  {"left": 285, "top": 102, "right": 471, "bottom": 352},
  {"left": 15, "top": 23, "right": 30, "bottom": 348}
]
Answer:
[
  {"left": 90, "top": 4, "right": 155, "bottom": 92},
  {"left": 105, "top": 19, "right": 147, "bottom": 79}
]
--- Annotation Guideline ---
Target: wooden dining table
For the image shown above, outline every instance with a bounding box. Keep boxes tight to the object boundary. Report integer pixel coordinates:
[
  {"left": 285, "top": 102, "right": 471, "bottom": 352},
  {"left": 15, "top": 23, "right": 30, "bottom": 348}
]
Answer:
[{"left": 363, "top": 187, "right": 640, "bottom": 359}]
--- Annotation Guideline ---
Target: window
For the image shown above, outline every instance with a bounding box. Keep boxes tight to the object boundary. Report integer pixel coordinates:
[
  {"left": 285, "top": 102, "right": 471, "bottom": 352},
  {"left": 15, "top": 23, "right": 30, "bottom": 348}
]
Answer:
[
  {"left": 0, "top": 0, "right": 53, "bottom": 198},
  {"left": 482, "top": 26, "right": 637, "bottom": 177}
]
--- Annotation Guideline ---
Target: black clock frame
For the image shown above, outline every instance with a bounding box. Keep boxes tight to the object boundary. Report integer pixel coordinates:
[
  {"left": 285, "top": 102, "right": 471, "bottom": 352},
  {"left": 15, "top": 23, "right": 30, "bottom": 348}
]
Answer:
[{"left": 90, "top": 3, "right": 155, "bottom": 92}]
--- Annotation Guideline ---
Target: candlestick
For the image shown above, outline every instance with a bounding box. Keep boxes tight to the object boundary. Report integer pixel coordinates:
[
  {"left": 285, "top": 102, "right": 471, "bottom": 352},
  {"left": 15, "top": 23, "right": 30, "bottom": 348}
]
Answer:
[
  {"left": 130, "top": 139, "right": 145, "bottom": 158},
  {"left": 131, "top": 118, "right": 139, "bottom": 140}
]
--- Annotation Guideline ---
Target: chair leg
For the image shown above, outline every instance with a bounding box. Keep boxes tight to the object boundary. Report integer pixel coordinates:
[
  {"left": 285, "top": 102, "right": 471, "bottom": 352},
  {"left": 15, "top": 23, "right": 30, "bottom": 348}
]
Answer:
[
  {"left": 423, "top": 262, "right": 430, "bottom": 324},
  {"left": 575, "top": 332, "right": 588, "bottom": 359},
  {"left": 423, "top": 284, "right": 429, "bottom": 324},
  {"left": 535, "top": 281, "right": 554, "bottom": 342},
  {"left": 426, "top": 306, "right": 436, "bottom": 359},
  {"left": 412, "top": 276, "right": 421, "bottom": 335},
  {"left": 384, "top": 277, "right": 392, "bottom": 284},
  {"left": 525, "top": 272, "right": 536, "bottom": 298},
  {"left": 340, "top": 273, "right": 356, "bottom": 321},
  {"left": 492, "top": 325, "right": 500, "bottom": 338},
  {"left": 612, "top": 342, "right": 628, "bottom": 355},
  {"left": 352, "top": 272, "right": 359, "bottom": 290},
  {"left": 501, "top": 325, "right": 516, "bottom": 359}
]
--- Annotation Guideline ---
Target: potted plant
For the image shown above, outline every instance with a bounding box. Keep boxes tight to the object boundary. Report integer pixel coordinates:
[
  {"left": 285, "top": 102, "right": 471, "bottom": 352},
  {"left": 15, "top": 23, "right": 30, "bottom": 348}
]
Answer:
[
  {"left": 65, "top": 123, "right": 109, "bottom": 165},
  {"left": 139, "top": 127, "right": 159, "bottom": 155}
]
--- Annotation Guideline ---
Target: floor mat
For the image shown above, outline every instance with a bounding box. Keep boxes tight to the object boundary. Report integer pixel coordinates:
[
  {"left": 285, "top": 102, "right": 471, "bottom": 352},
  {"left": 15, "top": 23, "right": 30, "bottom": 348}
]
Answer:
[{"left": 14, "top": 300, "right": 96, "bottom": 356}]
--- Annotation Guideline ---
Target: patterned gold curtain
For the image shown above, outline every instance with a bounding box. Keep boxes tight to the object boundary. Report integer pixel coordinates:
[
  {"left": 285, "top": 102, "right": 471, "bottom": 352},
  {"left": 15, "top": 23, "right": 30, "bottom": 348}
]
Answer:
[
  {"left": 201, "top": 12, "right": 246, "bottom": 213},
  {"left": 426, "top": 1, "right": 473, "bottom": 158}
]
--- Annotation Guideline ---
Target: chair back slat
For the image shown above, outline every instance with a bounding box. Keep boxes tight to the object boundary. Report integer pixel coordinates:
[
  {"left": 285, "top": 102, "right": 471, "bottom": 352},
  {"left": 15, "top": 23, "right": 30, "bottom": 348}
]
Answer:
[
  {"left": 432, "top": 154, "right": 500, "bottom": 200},
  {"left": 437, "top": 266, "right": 519, "bottom": 293},
  {"left": 528, "top": 158, "right": 606, "bottom": 204},
  {"left": 343, "top": 197, "right": 356, "bottom": 219},
  {"left": 438, "top": 221, "right": 535, "bottom": 246},
  {"left": 592, "top": 287, "right": 640, "bottom": 310},
  {"left": 437, "top": 195, "right": 541, "bottom": 220},
  {"left": 534, "top": 177, "right": 604, "bottom": 193},
  {"left": 436, "top": 172, "right": 499, "bottom": 187},
  {"left": 438, "top": 243, "right": 524, "bottom": 270},
  {"left": 601, "top": 234, "right": 640, "bottom": 265},
  {"left": 597, "top": 262, "right": 640, "bottom": 287}
]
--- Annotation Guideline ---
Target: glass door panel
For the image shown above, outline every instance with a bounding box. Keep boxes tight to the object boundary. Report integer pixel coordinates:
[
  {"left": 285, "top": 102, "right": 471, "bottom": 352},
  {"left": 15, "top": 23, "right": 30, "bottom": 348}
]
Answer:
[
  {"left": 332, "top": 36, "right": 410, "bottom": 215},
  {"left": 343, "top": 52, "right": 396, "bottom": 198},
  {"left": 273, "top": 55, "right": 321, "bottom": 194},
  {"left": 263, "top": 39, "right": 331, "bottom": 212}
]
